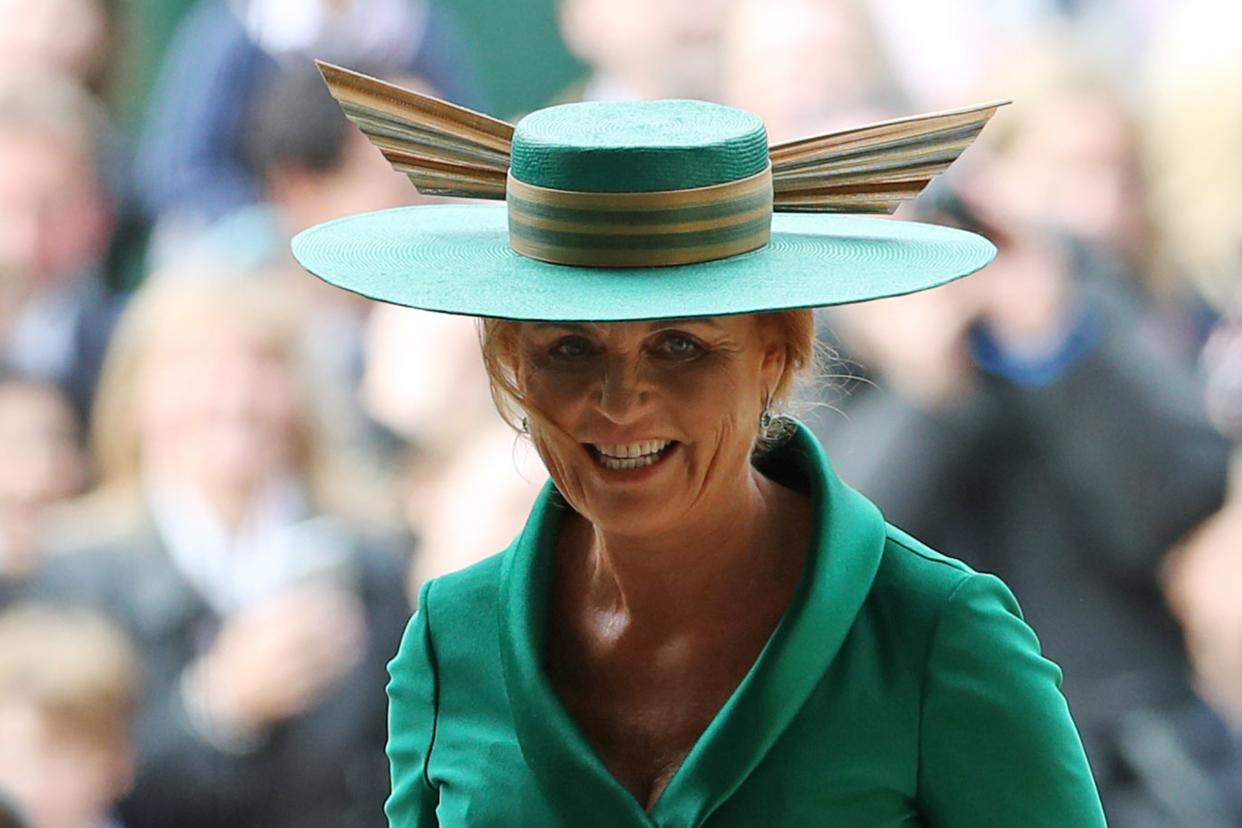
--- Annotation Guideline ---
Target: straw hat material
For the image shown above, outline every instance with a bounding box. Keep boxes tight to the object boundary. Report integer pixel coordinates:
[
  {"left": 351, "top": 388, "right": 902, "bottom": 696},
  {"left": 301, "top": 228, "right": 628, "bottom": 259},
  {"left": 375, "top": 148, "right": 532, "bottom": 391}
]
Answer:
[{"left": 291, "top": 64, "right": 1004, "bottom": 322}]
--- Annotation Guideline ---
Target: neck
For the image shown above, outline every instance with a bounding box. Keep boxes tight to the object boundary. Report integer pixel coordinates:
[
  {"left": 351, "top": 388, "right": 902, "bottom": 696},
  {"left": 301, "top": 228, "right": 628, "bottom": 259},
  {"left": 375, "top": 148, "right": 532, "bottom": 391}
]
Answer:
[
  {"left": 146, "top": 465, "right": 268, "bottom": 534},
  {"left": 197, "top": 482, "right": 262, "bottom": 532},
  {"left": 561, "top": 469, "right": 805, "bottom": 632}
]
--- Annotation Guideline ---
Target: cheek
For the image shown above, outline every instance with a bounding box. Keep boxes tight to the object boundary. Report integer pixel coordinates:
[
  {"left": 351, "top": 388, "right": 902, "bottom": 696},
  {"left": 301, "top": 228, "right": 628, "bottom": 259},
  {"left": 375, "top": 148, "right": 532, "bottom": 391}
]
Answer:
[
  {"left": 517, "top": 361, "right": 593, "bottom": 490},
  {"left": 681, "top": 368, "right": 761, "bottom": 478},
  {"left": 135, "top": 363, "right": 201, "bottom": 439},
  {"left": 252, "top": 368, "right": 298, "bottom": 431},
  {"left": 671, "top": 361, "right": 750, "bottom": 416}
]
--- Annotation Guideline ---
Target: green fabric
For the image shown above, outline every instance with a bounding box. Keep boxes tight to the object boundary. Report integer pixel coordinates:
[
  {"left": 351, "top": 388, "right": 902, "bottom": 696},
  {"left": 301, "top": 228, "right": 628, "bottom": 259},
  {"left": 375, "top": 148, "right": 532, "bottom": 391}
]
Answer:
[
  {"left": 509, "top": 100, "right": 769, "bottom": 192},
  {"left": 291, "top": 206, "right": 996, "bottom": 322},
  {"left": 385, "top": 422, "right": 1107, "bottom": 827}
]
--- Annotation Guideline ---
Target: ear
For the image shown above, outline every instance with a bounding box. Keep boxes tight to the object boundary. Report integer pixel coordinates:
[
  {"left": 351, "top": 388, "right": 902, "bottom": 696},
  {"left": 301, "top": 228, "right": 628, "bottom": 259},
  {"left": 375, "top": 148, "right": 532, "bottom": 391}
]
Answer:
[{"left": 757, "top": 321, "right": 788, "bottom": 398}]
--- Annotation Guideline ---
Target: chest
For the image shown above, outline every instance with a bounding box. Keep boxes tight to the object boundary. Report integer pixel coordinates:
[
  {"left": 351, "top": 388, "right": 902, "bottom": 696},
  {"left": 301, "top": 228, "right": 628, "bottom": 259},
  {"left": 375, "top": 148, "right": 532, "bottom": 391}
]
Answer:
[
  {"left": 546, "top": 616, "right": 783, "bottom": 809},
  {"left": 427, "top": 618, "right": 926, "bottom": 828}
]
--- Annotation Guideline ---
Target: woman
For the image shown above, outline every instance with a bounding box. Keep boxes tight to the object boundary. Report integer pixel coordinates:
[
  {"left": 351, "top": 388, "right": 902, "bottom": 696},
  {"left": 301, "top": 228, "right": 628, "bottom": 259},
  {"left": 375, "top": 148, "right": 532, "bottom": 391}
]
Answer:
[
  {"left": 294, "top": 66, "right": 1107, "bottom": 825},
  {"left": 36, "top": 272, "right": 411, "bottom": 828}
]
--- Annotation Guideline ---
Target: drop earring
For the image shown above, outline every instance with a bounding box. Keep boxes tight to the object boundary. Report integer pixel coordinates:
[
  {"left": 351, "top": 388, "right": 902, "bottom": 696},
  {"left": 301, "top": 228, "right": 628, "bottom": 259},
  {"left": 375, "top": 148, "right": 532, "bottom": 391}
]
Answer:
[{"left": 759, "top": 392, "right": 774, "bottom": 432}]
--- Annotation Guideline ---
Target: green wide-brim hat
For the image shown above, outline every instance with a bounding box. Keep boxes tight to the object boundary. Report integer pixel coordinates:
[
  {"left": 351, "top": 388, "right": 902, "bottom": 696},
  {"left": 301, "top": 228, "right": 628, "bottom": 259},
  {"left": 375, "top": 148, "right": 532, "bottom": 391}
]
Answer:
[{"left": 292, "top": 64, "right": 1006, "bottom": 323}]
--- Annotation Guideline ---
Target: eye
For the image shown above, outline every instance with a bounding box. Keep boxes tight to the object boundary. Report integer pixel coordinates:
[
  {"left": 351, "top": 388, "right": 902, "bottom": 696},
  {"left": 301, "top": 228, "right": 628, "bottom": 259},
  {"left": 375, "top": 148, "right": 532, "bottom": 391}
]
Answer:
[
  {"left": 549, "top": 336, "right": 596, "bottom": 358},
  {"left": 654, "top": 333, "right": 703, "bottom": 359}
]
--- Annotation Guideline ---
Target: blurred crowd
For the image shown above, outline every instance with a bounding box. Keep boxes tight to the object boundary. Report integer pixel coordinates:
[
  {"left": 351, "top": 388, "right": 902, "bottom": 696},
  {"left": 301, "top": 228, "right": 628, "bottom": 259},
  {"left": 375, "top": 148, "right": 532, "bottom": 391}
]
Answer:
[{"left": 0, "top": 0, "right": 1239, "bottom": 826}]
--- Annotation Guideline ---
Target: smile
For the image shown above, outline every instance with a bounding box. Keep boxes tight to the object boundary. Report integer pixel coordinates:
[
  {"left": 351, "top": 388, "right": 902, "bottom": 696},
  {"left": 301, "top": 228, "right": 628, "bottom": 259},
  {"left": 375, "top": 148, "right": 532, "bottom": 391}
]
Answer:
[{"left": 589, "top": 439, "right": 677, "bottom": 471}]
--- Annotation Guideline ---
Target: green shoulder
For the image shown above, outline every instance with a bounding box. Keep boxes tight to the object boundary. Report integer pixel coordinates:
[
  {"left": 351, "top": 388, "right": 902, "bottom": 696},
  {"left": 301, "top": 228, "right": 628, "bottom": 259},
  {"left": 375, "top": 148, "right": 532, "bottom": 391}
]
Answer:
[
  {"left": 419, "top": 547, "right": 508, "bottom": 630},
  {"left": 868, "top": 522, "right": 979, "bottom": 621}
]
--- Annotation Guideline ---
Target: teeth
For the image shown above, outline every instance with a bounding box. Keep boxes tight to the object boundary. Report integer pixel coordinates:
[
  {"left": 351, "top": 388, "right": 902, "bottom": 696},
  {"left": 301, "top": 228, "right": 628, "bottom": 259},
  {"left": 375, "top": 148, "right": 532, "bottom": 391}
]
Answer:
[
  {"left": 597, "top": 452, "right": 662, "bottom": 471},
  {"left": 592, "top": 439, "right": 672, "bottom": 466}
]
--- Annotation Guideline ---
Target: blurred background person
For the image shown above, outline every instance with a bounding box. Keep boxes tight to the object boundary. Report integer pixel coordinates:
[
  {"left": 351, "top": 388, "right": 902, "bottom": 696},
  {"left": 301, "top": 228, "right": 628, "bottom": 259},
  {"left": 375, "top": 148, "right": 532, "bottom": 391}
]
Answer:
[
  {"left": 192, "top": 64, "right": 438, "bottom": 474},
  {"left": 35, "top": 272, "right": 411, "bottom": 828},
  {"left": 1165, "top": 503, "right": 1242, "bottom": 734},
  {"left": 976, "top": 53, "right": 1149, "bottom": 277},
  {"left": 556, "top": 0, "right": 734, "bottom": 102},
  {"left": 810, "top": 185, "right": 1238, "bottom": 825},
  {"left": 1162, "top": 500, "right": 1242, "bottom": 818},
  {"left": 1144, "top": 0, "right": 1242, "bottom": 463},
  {"left": 969, "top": 44, "right": 1216, "bottom": 361},
  {"left": 0, "top": 603, "right": 139, "bottom": 828},
  {"left": 1144, "top": 0, "right": 1242, "bottom": 318},
  {"left": 363, "top": 305, "right": 547, "bottom": 587},
  {"left": 0, "top": 78, "right": 123, "bottom": 421},
  {"left": 134, "top": 0, "right": 485, "bottom": 260},
  {"left": 1163, "top": 494, "right": 1242, "bottom": 800},
  {"left": 213, "top": 65, "right": 430, "bottom": 273},
  {"left": 0, "top": 374, "right": 88, "bottom": 607},
  {"left": 1202, "top": 308, "right": 1242, "bottom": 449},
  {"left": 361, "top": 307, "right": 502, "bottom": 455},
  {"left": 403, "top": 418, "right": 546, "bottom": 590},
  {"left": 721, "top": 0, "right": 902, "bottom": 142},
  {"left": 863, "top": 0, "right": 1177, "bottom": 109},
  {"left": 0, "top": 0, "right": 113, "bottom": 94}
]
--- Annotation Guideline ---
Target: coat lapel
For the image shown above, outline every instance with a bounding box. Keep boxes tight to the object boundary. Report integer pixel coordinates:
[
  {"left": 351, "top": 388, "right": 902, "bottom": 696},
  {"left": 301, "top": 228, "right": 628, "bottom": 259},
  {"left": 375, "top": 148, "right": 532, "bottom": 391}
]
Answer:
[
  {"left": 498, "top": 422, "right": 886, "bottom": 828},
  {"left": 498, "top": 487, "right": 656, "bottom": 828},
  {"left": 650, "top": 423, "right": 885, "bottom": 826},
  {"left": 126, "top": 519, "right": 216, "bottom": 641}
]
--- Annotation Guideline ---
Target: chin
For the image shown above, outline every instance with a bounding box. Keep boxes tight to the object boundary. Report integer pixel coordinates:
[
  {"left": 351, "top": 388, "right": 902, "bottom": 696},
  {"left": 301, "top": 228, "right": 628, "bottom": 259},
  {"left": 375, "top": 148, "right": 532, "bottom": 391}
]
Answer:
[
  {"left": 571, "top": 448, "right": 691, "bottom": 536},
  {"left": 578, "top": 491, "right": 684, "bottom": 538}
]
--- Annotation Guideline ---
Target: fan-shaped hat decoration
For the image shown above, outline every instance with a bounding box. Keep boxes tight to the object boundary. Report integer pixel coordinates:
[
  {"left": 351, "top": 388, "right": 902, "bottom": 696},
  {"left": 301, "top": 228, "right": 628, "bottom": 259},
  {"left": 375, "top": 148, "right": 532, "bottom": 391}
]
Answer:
[{"left": 292, "top": 62, "right": 1008, "bottom": 321}]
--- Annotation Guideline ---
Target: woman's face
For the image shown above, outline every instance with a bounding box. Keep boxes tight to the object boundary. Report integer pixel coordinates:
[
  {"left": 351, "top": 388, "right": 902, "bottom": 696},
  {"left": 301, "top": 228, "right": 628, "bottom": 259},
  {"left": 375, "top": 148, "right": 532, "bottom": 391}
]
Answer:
[{"left": 515, "top": 314, "right": 785, "bottom": 536}]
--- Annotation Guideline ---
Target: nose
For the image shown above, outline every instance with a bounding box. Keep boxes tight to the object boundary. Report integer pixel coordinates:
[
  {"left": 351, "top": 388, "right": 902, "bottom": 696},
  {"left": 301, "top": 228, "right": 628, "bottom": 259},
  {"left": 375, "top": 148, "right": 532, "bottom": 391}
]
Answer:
[{"left": 596, "top": 352, "right": 649, "bottom": 424}]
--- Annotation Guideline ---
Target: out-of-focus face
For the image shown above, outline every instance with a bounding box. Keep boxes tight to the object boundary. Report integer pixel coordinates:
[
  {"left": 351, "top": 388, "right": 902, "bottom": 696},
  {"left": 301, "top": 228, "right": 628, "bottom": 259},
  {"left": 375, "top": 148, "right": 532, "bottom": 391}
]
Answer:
[
  {"left": 0, "top": 700, "right": 128, "bottom": 828},
  {"left": 561, "top": 0, "right": 733, "bottom": 99},
  {"left": 0, "top": 383, "right": 83, "bottom": 507},
  {"left": 0, "top": 0, "right": 109, "bottom": 84},
  {"left": 993, "top": 94, "right": 1144, "bottom": 254},
  {"left": 0, "top": 127, "right": 109, "bottom": 291},
  {"left": 515, "top": 315, "right": 784, "bottom": 537},
  {"left": 135, "top": 316, "right": 299, "bottom": 494},
  {"left": 0, "top": 383, "right": 85, "bottom": 576},
  {"left": 722, "top": 0, "right": 880, "bottom": 142},
  {"left": 274, "top": 128, "right": 419, "bottom": 237}
]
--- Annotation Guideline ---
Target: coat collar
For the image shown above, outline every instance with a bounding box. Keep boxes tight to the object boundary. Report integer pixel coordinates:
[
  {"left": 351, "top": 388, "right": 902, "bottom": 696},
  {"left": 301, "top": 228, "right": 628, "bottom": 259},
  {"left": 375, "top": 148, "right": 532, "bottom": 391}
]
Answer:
[
  {"left": 497, "top": 421, "right": 886, "bottom": 827},
  {"left": 123, "top": 517, "right": 215, "bottom": 639}
]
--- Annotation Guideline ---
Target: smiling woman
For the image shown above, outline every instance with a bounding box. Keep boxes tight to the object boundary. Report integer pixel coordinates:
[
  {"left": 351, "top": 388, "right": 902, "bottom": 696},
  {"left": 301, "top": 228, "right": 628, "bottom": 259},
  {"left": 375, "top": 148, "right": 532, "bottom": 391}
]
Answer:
[
  {"left": 291, "top": 68, "right": 1107, "bottom": 827},
  {"left": 502, "top": 315, "right": 829, "bottom": 807}
]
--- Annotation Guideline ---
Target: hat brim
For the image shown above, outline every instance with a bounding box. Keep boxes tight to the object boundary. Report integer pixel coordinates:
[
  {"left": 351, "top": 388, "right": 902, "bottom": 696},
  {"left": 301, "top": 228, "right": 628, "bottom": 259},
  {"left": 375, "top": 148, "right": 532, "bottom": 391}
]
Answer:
[{"left": 291, "top": 204, "right": 995, "bottom": 322}]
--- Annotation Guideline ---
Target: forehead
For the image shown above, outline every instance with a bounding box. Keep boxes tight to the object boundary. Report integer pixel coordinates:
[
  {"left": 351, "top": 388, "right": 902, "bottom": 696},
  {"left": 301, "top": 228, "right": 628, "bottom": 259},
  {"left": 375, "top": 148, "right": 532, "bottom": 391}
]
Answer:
[{"left": 524, "top": 315, "right": 760, "bottom": 337}]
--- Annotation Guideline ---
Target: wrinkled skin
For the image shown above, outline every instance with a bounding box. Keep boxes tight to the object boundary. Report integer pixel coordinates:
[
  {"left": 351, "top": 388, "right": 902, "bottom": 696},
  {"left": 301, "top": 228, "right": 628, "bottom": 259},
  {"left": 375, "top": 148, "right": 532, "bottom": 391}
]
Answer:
[
  {"left": 517, "top": 315, "right": 778, "bottom": 538},
  {"left": 514, "top": 314, "right": 812, "bottom": 808}
]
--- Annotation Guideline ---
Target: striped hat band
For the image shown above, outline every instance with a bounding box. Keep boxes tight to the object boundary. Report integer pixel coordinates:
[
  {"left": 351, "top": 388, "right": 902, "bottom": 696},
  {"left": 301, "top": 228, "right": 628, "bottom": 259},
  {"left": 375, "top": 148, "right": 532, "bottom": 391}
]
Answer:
[{"left": 505, "top": 166, "right": 774, "bottom": 268}]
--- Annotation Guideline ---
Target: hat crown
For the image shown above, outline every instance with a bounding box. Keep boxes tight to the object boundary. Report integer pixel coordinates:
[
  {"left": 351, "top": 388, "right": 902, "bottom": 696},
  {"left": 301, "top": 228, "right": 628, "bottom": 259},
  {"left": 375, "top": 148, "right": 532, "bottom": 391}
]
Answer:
[{"left": 510, "top": 99, "right": 769, "bottom": 193}]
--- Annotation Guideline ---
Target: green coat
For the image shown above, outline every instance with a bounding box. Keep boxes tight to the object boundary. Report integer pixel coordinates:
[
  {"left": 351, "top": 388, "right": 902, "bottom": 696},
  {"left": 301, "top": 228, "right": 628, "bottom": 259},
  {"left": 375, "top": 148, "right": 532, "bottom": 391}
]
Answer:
[{"left": 386, "top": 423, "right": 1107, "bottom": 827}]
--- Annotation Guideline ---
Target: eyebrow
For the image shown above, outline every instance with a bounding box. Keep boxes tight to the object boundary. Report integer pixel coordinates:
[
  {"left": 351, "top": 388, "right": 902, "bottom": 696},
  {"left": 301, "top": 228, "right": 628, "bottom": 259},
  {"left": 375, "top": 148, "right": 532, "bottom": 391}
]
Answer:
[{"left": 529, "top": 318, "right": 724, "bottom": 333}]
